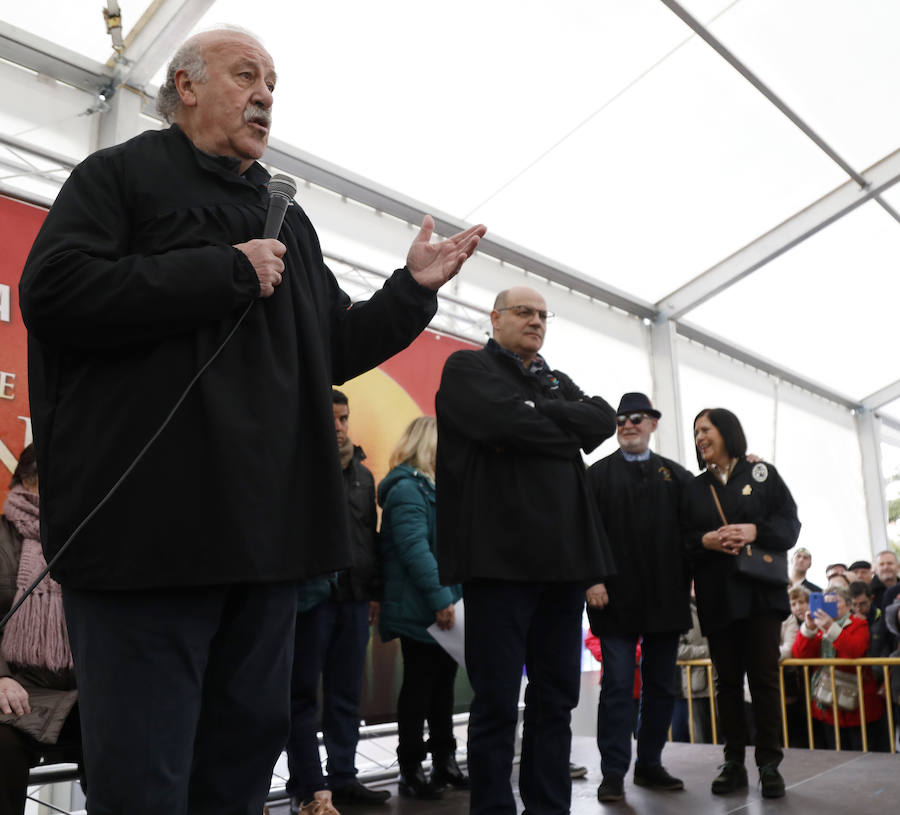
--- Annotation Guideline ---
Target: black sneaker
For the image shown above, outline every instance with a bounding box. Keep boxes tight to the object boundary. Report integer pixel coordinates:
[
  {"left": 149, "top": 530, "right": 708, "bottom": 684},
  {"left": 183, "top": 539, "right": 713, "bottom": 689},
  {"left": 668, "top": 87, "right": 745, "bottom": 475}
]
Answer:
[
  {"left": 330, "top": 779, "right": 391, "bottom": 805},
  {"left": 569, "top": 762, "right": 588, "bottom": 779},
  {"left": 633, "top": 764, "right": 684, "bottom": 791},
  {"left": 711, "top": 761, "right": 748, "bottom": 795},
  {"left": 596, "top": 775, "right": 625, "bottom": 803},
  {"left": 758, "top": 764, "right": 785, "bottom": 799}
]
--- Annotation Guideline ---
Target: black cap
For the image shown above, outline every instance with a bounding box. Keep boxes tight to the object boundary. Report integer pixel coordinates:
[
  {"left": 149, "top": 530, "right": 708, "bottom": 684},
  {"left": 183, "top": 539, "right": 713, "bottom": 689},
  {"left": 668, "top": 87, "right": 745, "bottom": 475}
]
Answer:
[
  {"left": 848, "top": 560, "right": 871, "bottom": 571},
  {"left": 616, "top": 392, "right": 661, "bottom": 419}
]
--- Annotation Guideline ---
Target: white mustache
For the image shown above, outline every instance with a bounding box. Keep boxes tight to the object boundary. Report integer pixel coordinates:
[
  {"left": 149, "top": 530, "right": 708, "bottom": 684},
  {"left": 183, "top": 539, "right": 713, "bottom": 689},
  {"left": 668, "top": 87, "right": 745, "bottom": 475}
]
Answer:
[{"left": 244, "top": 105, "right": 272, "bottom": 125}]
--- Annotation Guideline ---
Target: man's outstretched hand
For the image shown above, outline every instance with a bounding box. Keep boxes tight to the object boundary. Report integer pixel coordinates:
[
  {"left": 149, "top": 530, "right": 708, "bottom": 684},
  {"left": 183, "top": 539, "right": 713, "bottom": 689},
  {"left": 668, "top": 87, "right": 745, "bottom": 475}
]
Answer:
[{"left": 406, "top": 215, "right": 487, "bottom": 291}]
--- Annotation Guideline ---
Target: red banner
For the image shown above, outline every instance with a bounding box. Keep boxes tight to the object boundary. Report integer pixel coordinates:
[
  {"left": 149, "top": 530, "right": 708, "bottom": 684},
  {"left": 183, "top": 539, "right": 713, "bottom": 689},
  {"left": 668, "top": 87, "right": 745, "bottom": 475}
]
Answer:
[{"left": 0, "top": 196, "right": 45, "bottom": 506}]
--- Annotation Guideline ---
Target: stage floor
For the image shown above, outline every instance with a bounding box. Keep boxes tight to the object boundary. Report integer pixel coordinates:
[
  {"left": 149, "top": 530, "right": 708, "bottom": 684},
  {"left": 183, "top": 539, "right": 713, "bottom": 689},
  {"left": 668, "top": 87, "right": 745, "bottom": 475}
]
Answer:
[{"left": 265, "top": 736, "right": 897, "bottom": 815}]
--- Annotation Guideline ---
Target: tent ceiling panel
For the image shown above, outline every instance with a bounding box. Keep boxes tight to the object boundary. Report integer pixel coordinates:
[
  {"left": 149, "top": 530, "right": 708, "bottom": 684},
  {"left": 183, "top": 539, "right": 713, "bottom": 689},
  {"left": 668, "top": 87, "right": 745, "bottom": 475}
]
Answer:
[
  {"left": 467, "top": 27, "right": 844, "bottom": 304},
  {"left": 683, "top": 0, "right": 900, "bottom": 173},
  {"left": 686, "top": 199, "right": 900, "bottom": 400}
]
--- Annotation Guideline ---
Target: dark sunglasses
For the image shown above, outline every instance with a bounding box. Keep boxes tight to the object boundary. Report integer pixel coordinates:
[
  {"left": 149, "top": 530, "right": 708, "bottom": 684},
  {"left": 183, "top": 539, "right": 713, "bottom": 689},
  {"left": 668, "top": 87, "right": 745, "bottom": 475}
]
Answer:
[{"left": 616, "top": 413, "right": 650, "bottom": 427}]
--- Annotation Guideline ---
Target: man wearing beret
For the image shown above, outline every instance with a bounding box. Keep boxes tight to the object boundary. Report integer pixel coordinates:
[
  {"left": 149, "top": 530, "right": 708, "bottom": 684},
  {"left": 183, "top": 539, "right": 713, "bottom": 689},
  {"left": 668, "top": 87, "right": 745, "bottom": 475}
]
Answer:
[{"left": 586, "top": 393, "right": 693, "bottom": 803}]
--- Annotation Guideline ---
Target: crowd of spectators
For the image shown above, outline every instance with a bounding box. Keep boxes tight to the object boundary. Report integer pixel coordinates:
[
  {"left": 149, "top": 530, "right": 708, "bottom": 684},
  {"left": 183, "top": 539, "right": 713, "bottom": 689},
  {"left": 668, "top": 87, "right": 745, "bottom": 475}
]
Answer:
[{"left": 675, "top": 547, "right": 900, "bottom": 753}]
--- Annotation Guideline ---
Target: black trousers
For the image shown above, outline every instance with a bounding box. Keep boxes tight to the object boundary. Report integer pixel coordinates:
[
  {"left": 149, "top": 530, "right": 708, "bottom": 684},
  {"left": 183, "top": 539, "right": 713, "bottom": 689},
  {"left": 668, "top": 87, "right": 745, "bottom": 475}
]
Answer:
[
  {"left": 706, "top": 613, "right": 784, "bottom": 769},
  {"left": 464, "top": 580, "right": 583, "bottom": 815},
  {"left": 64, "top": 583, "right": 296, "bottom": 815},
  {"left": 396, "top": 637, "right": 458, "bottom": 765}
]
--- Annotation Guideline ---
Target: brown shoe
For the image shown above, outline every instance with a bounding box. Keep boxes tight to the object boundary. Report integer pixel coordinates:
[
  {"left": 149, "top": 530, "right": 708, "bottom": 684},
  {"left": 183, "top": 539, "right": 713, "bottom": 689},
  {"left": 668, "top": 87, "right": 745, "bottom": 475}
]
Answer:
[{"left": 299, "top": 791, "right": 341, "bottom": 815}]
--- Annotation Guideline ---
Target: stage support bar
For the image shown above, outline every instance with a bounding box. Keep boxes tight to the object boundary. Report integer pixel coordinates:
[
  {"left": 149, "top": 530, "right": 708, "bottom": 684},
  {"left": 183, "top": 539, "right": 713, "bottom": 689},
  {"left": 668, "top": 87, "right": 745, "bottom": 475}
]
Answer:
[
  {"left": 856, "top": 409, "right": 889, "bottom": 557},
  {"left": 649, "top": 317, "right": 684, "bottom": 463}
]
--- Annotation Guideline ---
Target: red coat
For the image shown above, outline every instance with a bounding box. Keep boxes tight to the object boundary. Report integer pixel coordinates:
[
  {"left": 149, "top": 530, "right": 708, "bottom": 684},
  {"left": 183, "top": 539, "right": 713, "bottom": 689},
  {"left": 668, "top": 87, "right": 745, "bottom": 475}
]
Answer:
[{"left": 792, "top": 616, "right": 884, "bottom": 727}]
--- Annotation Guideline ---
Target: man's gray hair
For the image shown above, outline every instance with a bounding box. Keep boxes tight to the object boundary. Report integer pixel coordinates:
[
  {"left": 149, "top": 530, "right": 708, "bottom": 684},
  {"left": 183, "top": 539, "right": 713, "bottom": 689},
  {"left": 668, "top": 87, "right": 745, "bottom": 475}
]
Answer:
[
  {"left": 155, "top": 26, "right": 263, "bottom": 123},
  {"left": 156, "top": 39, "right": 208, "bottom": 123}
]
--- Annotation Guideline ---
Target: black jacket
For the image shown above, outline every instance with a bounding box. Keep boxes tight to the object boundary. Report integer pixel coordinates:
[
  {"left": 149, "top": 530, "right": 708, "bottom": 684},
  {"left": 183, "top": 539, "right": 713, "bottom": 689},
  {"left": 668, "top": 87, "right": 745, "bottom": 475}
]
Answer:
[
  {"left": 683, "top": 459, "right": 801, "bottom": 635},
  {"left": 870, "top": 575, "right": 898, "bottom": 613},
  {"left": 334, "top": 445, "right": 382, "bottom": 602},
  {"left": 586, "top": 450, "right": 693, "bottom": 636},
  {"left": 18, "top": 126, "right": 436, "bottom": 589},
  {"left": 435, "top": 341, "right": 616, "bottom": 584}
]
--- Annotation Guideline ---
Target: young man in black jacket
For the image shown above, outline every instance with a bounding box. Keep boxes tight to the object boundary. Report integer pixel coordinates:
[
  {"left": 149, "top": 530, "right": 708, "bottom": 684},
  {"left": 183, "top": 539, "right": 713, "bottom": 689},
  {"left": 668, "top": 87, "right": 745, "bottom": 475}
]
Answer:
[{"left": 285, "top": 390, "right": 389, "bottom": 813}]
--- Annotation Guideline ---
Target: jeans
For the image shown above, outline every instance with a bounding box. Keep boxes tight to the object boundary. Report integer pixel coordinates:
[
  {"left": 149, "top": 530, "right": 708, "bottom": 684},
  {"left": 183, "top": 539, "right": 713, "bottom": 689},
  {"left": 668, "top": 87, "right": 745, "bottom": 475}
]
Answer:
[
  {"left": 286, "top": 600, "right": 370, "bottom": 798},
  {"left": 596, "top": 632, "right": 678, "bottom": 777}
]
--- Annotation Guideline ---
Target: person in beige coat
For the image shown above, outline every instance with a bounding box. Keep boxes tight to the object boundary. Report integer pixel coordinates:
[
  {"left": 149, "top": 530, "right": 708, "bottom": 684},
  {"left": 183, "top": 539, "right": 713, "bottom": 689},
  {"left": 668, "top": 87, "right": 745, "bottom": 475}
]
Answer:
[{"left": 0, "top": 445, "right": 83, "bottom": 815}]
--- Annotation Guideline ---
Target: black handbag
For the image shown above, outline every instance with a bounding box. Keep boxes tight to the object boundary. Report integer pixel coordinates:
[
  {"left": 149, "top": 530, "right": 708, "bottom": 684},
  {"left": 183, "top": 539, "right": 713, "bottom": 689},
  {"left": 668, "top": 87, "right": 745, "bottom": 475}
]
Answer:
[{"left": 709, "top": 484, "right": 788, "bottom": 586}]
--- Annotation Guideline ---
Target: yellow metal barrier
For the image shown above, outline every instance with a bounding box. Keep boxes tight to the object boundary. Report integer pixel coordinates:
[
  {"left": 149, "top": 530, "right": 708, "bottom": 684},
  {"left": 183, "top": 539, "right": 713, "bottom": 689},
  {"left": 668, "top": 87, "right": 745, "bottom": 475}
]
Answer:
[{"left": 674, "top": 656, "right": 900, "bottom": 753}]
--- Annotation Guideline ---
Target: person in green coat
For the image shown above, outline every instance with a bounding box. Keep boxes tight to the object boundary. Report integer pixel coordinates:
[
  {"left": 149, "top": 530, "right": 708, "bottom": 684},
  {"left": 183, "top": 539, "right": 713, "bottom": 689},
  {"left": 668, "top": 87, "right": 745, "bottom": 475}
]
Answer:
[{"left": 378, "top": 417, "right": 466, "bottom": 800}]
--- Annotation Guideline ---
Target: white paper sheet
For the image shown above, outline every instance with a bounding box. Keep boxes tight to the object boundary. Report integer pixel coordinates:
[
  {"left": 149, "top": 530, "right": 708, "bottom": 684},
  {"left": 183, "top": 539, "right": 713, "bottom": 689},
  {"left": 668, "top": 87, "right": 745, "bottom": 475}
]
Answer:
[{"left": 426, "top": 598, "right": 466, "bottom": 671}]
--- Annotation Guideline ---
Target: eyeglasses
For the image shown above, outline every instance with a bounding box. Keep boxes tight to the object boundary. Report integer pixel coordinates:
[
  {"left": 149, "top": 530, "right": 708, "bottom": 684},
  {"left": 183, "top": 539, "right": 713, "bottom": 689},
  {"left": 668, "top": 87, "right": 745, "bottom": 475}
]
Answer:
[
  {"left": 496, "top": 305, "right": 554, "bottom": 321},
  {"left": 616, "top": 413, "right": 650, "bottom": 427}
]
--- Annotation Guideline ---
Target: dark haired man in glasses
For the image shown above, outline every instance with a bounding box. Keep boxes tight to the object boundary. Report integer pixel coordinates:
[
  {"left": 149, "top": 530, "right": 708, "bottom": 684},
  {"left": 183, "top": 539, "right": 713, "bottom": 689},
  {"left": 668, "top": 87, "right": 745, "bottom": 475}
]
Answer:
[
  {"left": 436, "top": 286, "right": 616, "bottom": 815},
  {"left": 586, "top": 393, "right": 693, "bottom": 802}
]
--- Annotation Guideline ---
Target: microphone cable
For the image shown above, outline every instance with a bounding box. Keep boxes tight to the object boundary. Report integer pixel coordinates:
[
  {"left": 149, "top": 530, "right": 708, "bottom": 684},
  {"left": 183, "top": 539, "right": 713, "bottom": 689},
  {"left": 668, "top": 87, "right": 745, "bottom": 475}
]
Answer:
[
  {"left": 0, "top": 173, "right": 298, "bottom": 632},
  {"left": 0, "top": 297, "right": 255, "bottom": 631}
]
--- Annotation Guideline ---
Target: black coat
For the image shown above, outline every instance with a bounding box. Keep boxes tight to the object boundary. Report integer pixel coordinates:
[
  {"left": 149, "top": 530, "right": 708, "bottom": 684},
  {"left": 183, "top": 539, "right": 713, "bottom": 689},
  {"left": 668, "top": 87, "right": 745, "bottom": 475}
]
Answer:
[
  {"left": 19, "top": 126, "right": 437, "bottom": 589},
  {"left": 586, "top": 450, "right": 692, "bottom": 636},
  {"left": 683, "top": 459, "right": 801, "bottom": 635},
  {"left": 334, "top": 446, "right": 382, "bottom": 602},
  {"left": 435, "top": 341, "right": 616, "bottom": 584}
]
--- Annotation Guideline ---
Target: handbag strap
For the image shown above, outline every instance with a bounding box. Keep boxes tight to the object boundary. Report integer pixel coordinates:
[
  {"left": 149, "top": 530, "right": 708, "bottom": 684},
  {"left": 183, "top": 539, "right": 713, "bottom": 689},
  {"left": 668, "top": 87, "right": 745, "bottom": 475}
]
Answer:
[{"left": 709, "top": 484, "right": 728, "bottom": 526}]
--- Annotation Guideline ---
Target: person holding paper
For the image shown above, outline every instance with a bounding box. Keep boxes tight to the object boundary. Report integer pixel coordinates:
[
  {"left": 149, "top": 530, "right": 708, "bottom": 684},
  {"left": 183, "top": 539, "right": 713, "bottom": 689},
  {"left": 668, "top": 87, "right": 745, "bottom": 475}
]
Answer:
[{"left": 377, "top": 417, "right": 467, "bottom": 800}]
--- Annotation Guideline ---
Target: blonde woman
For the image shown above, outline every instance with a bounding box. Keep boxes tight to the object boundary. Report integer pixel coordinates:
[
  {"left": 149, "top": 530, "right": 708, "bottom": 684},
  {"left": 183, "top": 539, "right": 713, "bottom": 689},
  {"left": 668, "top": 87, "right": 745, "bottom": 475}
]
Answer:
[{"left": 377, "top": 417, "right": 466, "bottom": 799}]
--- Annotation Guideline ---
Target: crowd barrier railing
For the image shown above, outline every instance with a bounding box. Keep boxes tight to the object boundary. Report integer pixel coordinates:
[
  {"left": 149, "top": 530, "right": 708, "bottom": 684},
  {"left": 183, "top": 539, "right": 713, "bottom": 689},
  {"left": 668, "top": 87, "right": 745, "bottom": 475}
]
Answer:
[{"left": 675, "top": 657, "right": 900, "bottom": 753}]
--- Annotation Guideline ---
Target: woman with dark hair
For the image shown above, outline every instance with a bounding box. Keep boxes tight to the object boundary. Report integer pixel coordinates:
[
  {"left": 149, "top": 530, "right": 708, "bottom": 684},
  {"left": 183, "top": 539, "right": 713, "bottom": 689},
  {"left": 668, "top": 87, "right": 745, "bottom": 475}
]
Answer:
[
  {"left": 0, "top": 444, "right": 83, "bottom": 815},
  {"left": 683, "top": 409, "right": 800, "bottom": 800}
]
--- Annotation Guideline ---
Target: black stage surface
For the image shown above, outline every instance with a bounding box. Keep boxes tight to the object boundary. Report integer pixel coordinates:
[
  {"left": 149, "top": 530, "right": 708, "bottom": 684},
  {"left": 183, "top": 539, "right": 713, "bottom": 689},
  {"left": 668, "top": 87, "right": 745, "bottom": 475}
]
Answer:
[{"left": 265, "top": 735, "right": 897, "bottom": 814}]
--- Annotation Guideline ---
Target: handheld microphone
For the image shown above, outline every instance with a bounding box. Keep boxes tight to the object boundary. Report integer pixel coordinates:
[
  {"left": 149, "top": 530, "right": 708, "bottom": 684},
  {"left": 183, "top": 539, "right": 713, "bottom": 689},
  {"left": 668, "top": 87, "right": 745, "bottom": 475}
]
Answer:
[{"left": 263, "top": 174, "right": 298, "bottom": 239}]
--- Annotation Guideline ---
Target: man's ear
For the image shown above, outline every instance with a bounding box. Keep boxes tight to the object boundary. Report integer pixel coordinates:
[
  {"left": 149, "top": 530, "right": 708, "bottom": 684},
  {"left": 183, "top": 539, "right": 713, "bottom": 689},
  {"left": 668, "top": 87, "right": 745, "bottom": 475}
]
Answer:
[{"left": 174, "top": 69, "right": 198, "bottom": 108}]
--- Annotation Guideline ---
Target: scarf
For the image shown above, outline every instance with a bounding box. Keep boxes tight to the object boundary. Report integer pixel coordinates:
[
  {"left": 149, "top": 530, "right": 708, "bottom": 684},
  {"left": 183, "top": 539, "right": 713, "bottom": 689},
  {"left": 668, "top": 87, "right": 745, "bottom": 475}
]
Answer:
[
  {"left": 819, "top": 612, "right": 851, "bottom": 661},
  {"left": 1, "top": 485, "right": 73, "bottom": 671},
  {"left": 339, "top": 436, "right": 355, "bottom": 471}
]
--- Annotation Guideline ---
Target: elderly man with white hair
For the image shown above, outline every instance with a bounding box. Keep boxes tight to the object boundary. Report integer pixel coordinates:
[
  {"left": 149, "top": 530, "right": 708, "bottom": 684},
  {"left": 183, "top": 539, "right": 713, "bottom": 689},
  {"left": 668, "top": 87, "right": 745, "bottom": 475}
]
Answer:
[{"left": 19, "top": 26, "right": 484, "bottom": 815}]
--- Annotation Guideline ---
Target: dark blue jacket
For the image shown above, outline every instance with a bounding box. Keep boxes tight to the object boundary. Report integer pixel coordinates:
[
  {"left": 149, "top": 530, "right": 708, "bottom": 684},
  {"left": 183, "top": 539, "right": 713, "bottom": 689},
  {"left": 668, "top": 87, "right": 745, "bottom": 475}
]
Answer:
[{"left": 377, "top": 465, "right": 461, "bottom": 644}]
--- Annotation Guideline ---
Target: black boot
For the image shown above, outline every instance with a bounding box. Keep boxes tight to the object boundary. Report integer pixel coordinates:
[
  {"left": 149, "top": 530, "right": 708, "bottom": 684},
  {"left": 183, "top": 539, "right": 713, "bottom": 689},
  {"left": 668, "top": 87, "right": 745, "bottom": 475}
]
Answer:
[
  {"left": 431, "top": 741, "right": 469, "bottom": 790},
  {"left": 399, "top": 762, "right": 444, "bottom": 800}
]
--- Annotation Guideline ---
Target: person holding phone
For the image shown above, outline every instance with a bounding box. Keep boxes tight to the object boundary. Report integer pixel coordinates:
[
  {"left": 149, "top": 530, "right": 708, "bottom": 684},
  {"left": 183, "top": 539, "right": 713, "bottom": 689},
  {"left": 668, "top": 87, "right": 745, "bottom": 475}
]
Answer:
[
  {"left": 792, "top": 585, "right": 886, "bottom": 750},
  {"left": 683, "top": 408, "right": 800, "bottom": 800}
]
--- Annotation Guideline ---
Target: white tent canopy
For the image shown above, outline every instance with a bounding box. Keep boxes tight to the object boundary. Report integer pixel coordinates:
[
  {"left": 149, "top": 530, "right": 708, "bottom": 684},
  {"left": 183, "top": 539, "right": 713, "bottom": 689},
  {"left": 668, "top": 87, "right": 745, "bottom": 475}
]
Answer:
[{"left": 1, "top": 0, "right": 897, "bottom": 574}]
